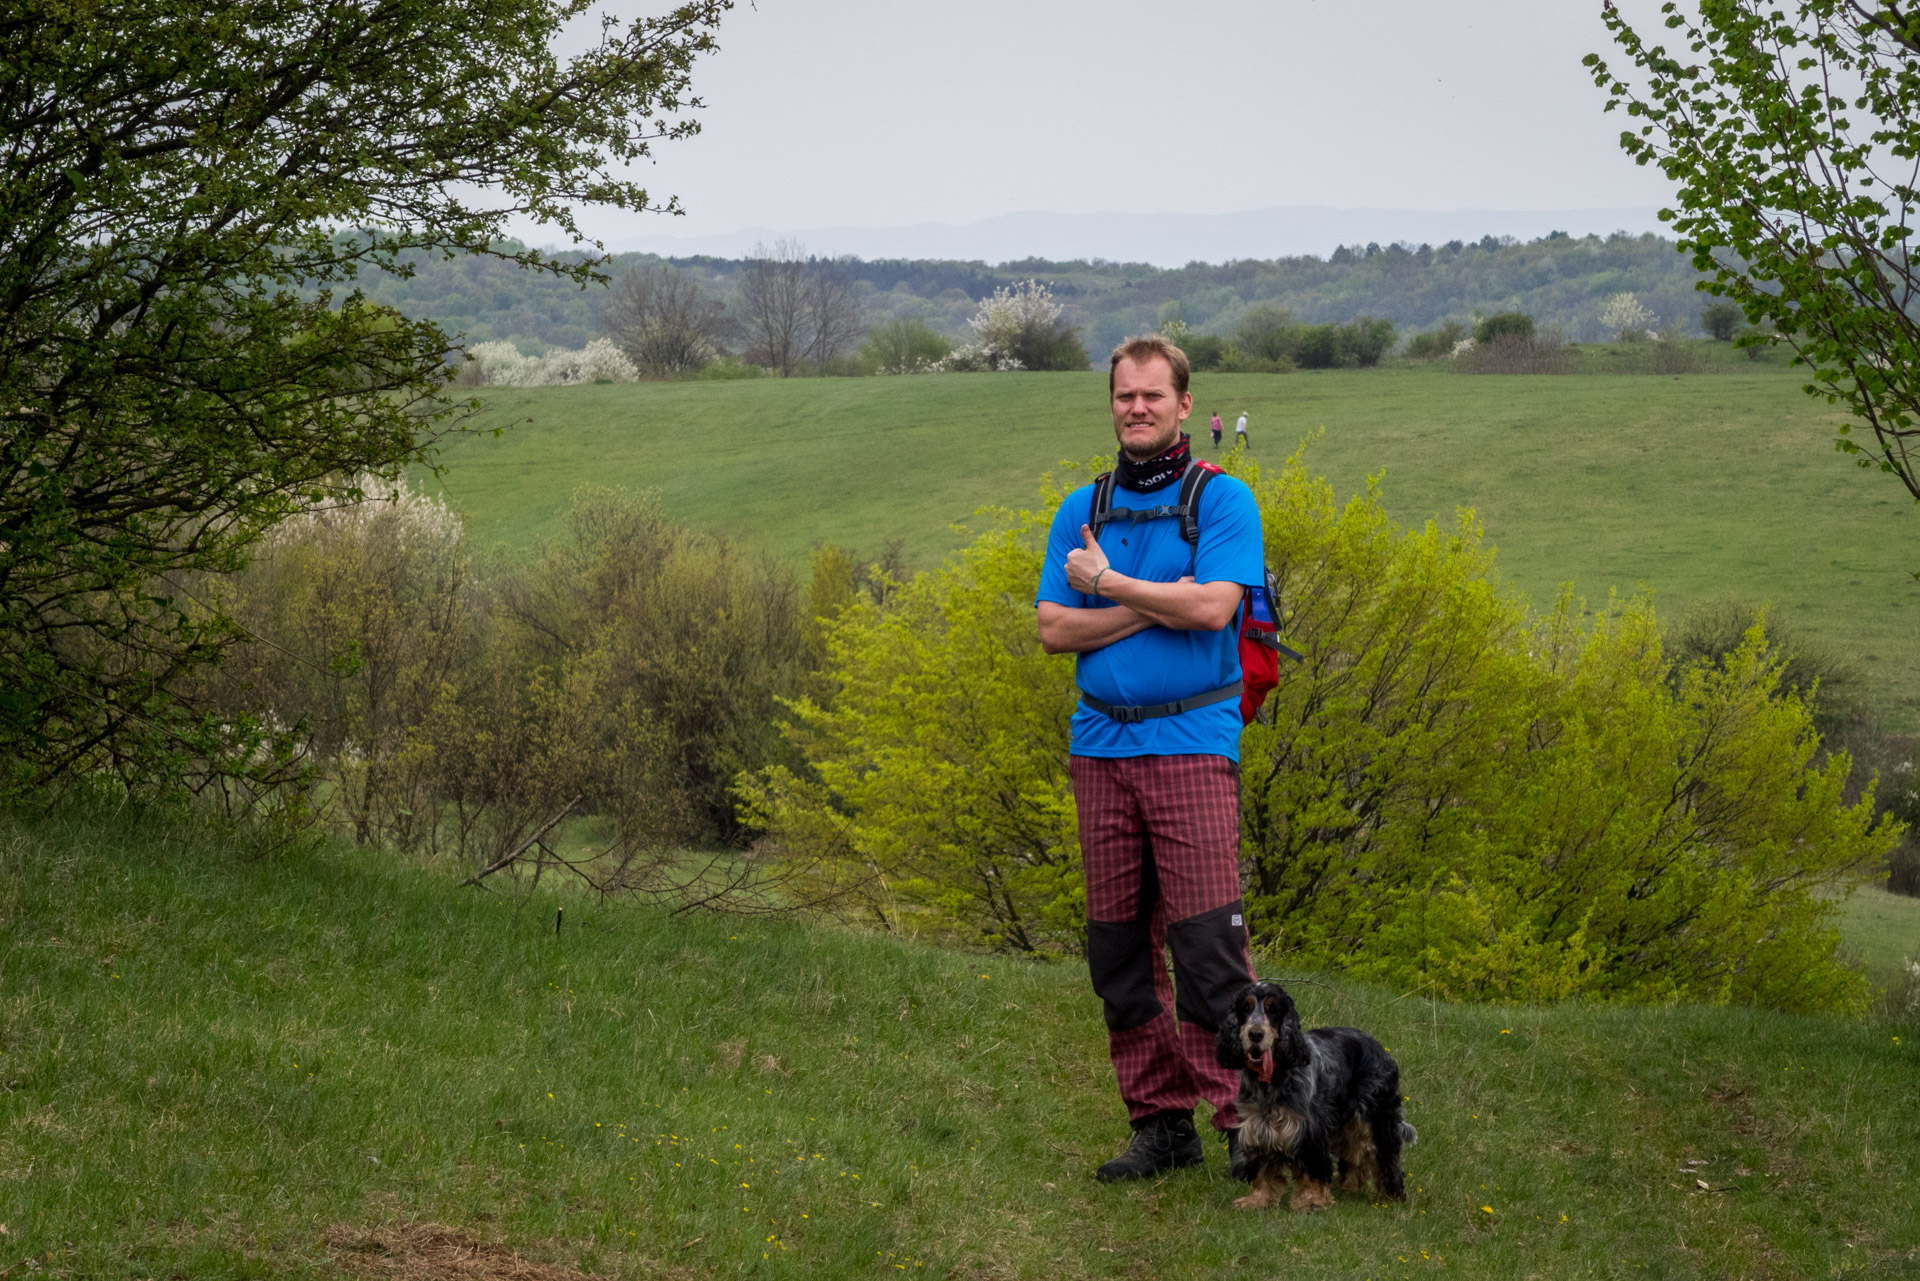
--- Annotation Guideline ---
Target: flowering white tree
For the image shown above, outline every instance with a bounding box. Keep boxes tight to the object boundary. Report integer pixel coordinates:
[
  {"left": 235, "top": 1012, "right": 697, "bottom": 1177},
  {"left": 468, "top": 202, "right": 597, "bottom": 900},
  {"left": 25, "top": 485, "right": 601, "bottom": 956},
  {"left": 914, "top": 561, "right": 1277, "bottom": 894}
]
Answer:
[
  {"left": 263, "top": 472, "right": 464, "bottom": 554},
  {"left": 933, "top": 279, "right": 1082, "bottom": 372},
  {"left": 1601, "top": 292, "right": 1657, "bottom": 342},
  {"left": 465, "top": 338, "right": 638, "bottom": 386}
]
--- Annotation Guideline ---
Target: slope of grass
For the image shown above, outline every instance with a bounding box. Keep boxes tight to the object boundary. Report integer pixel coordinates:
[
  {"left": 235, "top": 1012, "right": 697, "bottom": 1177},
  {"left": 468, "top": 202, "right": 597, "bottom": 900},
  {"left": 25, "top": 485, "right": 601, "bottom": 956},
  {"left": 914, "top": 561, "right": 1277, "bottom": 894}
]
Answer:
[
  {"left": 2, "top": 812, "right": 1915, "bottom": 1280},
  {"left": 418, "top": 365, "right": 1920, "bottom": 725},
  {"left": 1836, "top": 885, "right": 1920, "bottom": 987}
]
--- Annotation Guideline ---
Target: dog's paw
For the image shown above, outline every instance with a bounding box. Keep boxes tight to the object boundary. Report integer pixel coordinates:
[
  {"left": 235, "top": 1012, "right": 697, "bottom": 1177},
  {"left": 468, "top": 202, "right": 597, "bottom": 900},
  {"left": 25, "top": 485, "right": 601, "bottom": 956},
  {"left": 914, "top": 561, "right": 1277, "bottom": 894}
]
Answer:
[
  {"left": 1232, "top": 1191, "right": 1276, "bottom": 1210},
  {"left": 1289, "top": 1182, "right": 1334, "bottom": 1212}
]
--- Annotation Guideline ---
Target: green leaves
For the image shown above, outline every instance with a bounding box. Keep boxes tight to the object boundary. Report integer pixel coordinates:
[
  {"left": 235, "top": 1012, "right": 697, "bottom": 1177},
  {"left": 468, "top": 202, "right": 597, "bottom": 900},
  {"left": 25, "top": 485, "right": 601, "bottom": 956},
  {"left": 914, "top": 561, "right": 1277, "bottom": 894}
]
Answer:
[
  {"left": 758, "top": 451, "right": 1893, "bottom": 1008},
  {"left": 1593, "top": 0, "right": 1920, "bottom": 502},
  {"left": 0, "top": 0, "right": 731, "bottom": 794}
]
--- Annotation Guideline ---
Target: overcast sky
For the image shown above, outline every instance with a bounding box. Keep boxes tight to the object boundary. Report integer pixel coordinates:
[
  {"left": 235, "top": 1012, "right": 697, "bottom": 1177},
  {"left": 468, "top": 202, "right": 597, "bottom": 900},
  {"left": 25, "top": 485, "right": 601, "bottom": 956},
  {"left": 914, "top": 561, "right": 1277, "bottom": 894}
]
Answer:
[{"left": 527, "top": 0, "right": 1680, "bottom": 248}]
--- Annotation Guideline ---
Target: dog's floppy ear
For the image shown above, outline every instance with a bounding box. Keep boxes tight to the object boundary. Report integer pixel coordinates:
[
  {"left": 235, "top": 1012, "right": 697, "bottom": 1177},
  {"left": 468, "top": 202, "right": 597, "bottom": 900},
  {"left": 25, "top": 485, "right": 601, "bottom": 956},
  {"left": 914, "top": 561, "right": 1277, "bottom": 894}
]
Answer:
[
  {"left": 1215, "top": 986, "right": 1249, "bottom": 1070},
  {"left": 1278, "top": 997, "right": 1308, "bottom": 1062}
]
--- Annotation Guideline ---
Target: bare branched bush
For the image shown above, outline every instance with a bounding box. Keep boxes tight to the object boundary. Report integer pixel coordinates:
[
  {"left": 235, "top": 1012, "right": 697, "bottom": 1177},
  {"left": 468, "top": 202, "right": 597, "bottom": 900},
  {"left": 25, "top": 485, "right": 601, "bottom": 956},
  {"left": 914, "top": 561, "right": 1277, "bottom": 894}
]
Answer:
[
  {"left": 737, "top": 242, "right": 863, "bottom": 376},
  {"left": 604, "top": 265, "right": 730, "bottom": 377},
  {"left": 1455, "top": 330, "right": 1577, "bottom": 374},
  {"left": 200, "top": 481, "right": 832, "bottom": 913}
]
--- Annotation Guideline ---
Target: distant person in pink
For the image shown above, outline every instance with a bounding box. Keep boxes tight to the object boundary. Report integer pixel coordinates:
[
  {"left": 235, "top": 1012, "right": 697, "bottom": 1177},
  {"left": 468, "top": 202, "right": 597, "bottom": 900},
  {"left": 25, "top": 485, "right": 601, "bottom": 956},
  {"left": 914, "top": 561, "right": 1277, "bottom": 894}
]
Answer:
[{"left": 1209, "top": 411, "right": 1223, "bottom": 448}]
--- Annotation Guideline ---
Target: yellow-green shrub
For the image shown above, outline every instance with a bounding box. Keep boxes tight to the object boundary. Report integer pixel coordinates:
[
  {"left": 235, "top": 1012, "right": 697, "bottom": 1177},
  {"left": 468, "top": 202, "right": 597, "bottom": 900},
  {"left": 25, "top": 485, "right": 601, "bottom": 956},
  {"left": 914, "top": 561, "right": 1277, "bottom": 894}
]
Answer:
[
  {"left": 739, "top": 509, "right": 1081, "bottom": 952},
  {"left": 749, "top": 451, "right": 1897, "bottom": 1010}
]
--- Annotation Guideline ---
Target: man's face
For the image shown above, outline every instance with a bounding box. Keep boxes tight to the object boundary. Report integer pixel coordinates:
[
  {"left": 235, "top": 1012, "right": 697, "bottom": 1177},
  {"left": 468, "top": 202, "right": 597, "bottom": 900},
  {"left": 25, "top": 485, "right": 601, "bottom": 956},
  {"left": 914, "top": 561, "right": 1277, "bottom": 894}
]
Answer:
[{"left": 1110, "top": 356, "right": 1193, "bottom": 460}]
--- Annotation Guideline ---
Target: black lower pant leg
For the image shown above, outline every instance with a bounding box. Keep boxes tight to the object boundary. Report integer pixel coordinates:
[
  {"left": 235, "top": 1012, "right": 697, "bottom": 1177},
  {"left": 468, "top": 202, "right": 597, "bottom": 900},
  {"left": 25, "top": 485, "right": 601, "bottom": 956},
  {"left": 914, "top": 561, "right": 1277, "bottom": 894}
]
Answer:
[{"left": 1166, "top": 899, "right": 1251, "bottom": 1035}]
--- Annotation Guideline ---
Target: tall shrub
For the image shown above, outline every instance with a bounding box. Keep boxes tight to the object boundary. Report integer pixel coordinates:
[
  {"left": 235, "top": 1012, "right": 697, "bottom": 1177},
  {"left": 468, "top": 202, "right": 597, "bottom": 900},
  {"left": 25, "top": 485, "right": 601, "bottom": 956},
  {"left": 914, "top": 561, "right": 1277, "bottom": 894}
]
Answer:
[
  {"left": 1236, "top": 453, "right": 1888, "bottom": 1010},
  {"left": 751, "top": 454, "right": 1896, "bottom": 1008},
  {"left": 207, "top": 483, "right": 803, "bottom": 860},
  {"left": 739, "top": 505, "right": 1081, "bottom": 950}
]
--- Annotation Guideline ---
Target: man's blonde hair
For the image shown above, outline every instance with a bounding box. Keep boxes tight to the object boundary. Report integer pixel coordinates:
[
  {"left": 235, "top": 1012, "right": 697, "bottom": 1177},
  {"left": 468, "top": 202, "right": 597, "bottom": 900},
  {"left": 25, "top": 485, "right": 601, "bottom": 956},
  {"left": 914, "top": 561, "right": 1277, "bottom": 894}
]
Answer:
[{"left": 1109, "top": 335, "right": 1190, "bottom": 395}]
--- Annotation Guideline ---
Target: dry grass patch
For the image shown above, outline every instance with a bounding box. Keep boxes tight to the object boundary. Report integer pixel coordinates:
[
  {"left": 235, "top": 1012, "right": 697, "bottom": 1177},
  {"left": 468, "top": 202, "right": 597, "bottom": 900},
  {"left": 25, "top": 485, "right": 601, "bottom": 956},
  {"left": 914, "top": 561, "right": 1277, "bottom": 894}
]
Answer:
[{"left": 326, "top": 1224, "right": 620, "bottom": 1281}]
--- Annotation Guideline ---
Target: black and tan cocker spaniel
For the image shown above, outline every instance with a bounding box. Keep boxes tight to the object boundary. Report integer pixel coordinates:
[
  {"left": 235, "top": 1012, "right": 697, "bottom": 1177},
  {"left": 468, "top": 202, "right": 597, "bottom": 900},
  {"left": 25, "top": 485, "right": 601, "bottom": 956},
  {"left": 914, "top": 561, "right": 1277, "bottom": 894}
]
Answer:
[{"left": 1216, "top": 980, "right": 1416, "bottom": 1211}]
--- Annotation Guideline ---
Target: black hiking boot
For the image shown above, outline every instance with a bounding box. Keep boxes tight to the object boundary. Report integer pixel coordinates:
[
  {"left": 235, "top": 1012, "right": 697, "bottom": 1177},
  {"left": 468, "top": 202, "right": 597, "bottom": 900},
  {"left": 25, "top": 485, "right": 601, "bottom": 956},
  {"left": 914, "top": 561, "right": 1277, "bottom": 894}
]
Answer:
[{"left": 1095, "top": 1110, "right": 1203, "bottom": 1182}]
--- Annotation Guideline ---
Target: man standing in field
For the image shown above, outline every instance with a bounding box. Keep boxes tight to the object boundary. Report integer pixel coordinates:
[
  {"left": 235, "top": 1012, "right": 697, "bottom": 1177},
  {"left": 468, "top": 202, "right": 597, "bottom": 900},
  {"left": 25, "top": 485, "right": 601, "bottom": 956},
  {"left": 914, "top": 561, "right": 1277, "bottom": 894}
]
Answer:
[
  {"left": 1234, "top": 411, "right": 1249, "bottom": 449},
  {"left": 1036, "top": 336, "right": 1264, "bottom": 1181}
]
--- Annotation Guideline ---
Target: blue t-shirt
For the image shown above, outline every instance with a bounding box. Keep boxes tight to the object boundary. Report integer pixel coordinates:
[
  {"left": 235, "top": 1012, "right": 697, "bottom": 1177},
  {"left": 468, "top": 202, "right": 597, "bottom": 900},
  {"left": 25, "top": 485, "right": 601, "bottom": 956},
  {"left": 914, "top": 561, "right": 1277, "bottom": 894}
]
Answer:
[{"left": 1035, "top": 471, "right": 1266, "bottom": 760}]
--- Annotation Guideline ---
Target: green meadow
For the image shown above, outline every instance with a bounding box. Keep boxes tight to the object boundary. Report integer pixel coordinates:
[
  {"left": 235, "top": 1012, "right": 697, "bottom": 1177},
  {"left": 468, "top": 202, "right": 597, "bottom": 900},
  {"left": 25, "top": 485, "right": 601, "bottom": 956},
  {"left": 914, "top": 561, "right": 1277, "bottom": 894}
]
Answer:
[
  {"left": 3, "top": 812, "right": 1916, "bottom": 1281},
  {"left": 418, "top": 362, "right": 1920, "bottom": 725}
]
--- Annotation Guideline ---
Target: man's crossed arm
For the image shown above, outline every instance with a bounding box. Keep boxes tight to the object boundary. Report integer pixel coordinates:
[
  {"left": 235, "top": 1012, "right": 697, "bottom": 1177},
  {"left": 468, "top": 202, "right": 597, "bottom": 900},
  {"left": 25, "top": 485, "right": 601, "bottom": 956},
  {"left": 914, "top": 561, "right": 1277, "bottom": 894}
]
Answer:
[{"left": 1037, "top": 524, "right": 1243, "bottom": 655}]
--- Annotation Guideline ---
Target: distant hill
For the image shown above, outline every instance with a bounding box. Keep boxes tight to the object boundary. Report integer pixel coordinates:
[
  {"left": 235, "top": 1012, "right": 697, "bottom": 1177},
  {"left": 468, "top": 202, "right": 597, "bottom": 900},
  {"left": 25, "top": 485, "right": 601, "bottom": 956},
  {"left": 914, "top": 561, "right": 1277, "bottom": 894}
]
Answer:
[
  {"left": 350, "top": 230, "right": 1713, "bottom": 358},
  {"left": 606, "top": 204, "right": 1671, "bottom": 267}
]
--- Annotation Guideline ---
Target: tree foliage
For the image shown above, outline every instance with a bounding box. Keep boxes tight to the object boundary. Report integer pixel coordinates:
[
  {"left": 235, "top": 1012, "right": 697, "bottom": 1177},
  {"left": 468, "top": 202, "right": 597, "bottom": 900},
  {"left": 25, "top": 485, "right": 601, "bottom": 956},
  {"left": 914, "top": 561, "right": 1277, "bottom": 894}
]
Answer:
[
  {"left": 938, "top": 280, "right": 1087, "bottom": 373},
  {"left": 205, "top": 483, "right": 806, "bottom": 858},
  {"left": 0, "top": 0, "right": 731, "bottom": 795},
  {"left": 1700, "top": 301, "right": 1743, "bottom": 342},
  {"left": 1235, "top": 453, "right": 1887, "bottom": 1010},
  {"left": 1590, "top": 1, "right": 1920, "bottom": 497},
  {"left": 749, "top": 454, "right": 1896, "bottom": 1009},
  {"left": 738, "top": 510, "right": 1081, "bottom": 950},
  {"left": 857, "top": 319, "right": 951, "bottom": 375},
  {"left": 1474, "top": 311, "right": 1536, "bottom": 344},
  {"left": 1404, "top": 320, "right": 1469, "bottom": 360}
]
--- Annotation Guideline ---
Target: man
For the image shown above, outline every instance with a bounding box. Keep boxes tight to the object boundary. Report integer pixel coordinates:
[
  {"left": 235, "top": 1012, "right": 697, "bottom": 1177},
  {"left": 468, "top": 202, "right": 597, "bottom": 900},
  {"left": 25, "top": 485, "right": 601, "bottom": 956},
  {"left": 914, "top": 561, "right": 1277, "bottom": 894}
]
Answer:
[
  {"left": 1036, "top": 335, "right": 1264, "bottom": 1182},
  {"left": 1234, "top": 410, "right": 1249, "bottom": 449}
]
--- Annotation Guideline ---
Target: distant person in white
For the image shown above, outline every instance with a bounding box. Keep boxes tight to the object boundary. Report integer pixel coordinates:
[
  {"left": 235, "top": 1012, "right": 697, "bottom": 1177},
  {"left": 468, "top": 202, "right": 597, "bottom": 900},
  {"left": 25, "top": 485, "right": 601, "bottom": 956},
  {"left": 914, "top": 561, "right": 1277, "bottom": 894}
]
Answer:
[{"left": 1234, "top": 412, "right": 1249, "bottom": 449}]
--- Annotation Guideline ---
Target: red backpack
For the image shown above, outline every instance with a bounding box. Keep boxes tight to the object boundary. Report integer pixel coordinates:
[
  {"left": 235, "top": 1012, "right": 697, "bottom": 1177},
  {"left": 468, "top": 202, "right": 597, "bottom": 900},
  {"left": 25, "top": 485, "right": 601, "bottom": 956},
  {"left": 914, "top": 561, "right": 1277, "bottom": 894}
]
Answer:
[{"left": 1084, "top": 461, "right": 1302, "bottom": 726}]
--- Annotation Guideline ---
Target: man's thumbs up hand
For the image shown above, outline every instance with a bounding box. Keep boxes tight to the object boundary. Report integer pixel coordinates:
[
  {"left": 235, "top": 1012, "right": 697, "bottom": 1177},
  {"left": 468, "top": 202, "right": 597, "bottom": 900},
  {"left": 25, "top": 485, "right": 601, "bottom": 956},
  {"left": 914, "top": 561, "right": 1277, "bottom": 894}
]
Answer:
[{"left": 1066, "top": 523, "right": 1112, "bottom": 594}]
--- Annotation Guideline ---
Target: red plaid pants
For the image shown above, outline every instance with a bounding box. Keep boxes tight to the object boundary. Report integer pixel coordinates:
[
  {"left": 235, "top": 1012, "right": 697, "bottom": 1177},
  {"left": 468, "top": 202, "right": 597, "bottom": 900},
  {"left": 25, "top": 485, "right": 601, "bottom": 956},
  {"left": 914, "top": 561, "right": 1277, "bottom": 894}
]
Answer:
[{"left": 1072, "top": 753, "right": 1251, "bottom": 1131}]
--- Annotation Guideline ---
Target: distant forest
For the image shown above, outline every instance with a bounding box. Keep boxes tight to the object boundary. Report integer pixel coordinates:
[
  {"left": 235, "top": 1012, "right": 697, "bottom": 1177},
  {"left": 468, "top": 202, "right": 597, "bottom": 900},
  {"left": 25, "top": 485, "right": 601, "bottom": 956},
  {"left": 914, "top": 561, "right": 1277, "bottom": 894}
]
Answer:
[{"left": 353, "top": 230, "right": 1713, "bottom": 360}]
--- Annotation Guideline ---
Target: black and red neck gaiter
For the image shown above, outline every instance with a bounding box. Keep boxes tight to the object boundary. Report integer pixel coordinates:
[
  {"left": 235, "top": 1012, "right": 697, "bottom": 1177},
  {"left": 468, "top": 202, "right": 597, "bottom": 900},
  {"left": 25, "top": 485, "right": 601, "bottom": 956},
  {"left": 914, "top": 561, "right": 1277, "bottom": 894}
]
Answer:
[{"left": 1116, "top": 432, "right": 1191, "bottom": 493}]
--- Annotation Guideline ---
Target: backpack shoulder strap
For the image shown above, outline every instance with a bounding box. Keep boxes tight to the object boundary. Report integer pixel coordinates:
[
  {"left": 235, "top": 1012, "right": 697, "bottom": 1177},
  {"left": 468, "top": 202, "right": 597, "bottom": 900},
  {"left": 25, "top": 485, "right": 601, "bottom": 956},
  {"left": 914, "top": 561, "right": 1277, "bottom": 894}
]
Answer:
[
  {"left": 1088, "top": 471, "right": 1119, "bottom": 537},
  {"left": 1176, "top": 461, "right": 1222, "bottom": 545}
]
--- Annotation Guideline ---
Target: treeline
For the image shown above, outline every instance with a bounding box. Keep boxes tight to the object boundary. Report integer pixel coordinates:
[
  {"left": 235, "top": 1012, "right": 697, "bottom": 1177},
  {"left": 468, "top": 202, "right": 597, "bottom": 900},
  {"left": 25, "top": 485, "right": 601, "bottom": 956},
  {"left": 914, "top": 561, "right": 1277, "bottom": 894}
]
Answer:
[{"left": 350, "top": 230, "right": 1712, "bottom": 365}]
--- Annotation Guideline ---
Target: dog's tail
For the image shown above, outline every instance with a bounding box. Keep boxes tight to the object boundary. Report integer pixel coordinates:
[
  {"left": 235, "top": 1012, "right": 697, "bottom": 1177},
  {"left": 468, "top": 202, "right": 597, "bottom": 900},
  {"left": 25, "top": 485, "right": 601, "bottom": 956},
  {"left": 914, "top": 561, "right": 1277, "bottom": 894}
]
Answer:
[{"left": 1398, "top": 1121, "right": 1418, "bottom": 1146}]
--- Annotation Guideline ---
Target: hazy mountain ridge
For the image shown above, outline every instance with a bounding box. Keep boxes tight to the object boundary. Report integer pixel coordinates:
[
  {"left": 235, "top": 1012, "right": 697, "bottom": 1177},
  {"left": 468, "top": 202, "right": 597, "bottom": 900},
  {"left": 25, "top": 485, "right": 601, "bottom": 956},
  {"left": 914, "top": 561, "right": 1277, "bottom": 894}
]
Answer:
[{"left": 607, "top": 204, "right": 1671, "bottom": 268}]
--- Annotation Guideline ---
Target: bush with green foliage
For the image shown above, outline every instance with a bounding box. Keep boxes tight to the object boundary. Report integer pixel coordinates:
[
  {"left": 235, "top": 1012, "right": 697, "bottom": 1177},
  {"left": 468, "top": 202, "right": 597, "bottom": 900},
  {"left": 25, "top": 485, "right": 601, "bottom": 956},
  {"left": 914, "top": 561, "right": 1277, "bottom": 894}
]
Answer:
[
  {"left": 694, "top": 355, "right": 768, "bottom": 380},
  {"left": 1157, "top": 320, "right": 1231, "bottom": 371},
  {"left": 1667, "top": 598, "right": 1920, "bottom": 904},
  {"left": 739, "top": 509, "right": 1080, "bottom": 950},
  {"left": 1236, "top": 453, "right": 1888, "bottom": 1010},
  {"left": 206, "top": 484, "right": 804, "bottom": 860},
  {"left": 1700, "top": 302, "right": 1742, "bottom": 342},
  {"left": 748, "top": 454, "right": 1896, "bottom": 1010},
  {"left": 1404, "top": 320, "right": 1470, "bottom": 360},
  {"left": 858, "top": 319, "right": 952, "bottom": 375},
  {"left": 1294, "top": 317, "right": 1396, "bottom": 369},
  {"left": 0, "top": 0, "right": 731, "bottom": 801},
  {"left": 1474, "top": 312, "right": 1536, "bottom": 344},
  {"left": 1234, "top": 305, "right": 1301, "bottom": 368},
  {"left": 1594, "top": 2, "right": 1920, "bottom": 502}
]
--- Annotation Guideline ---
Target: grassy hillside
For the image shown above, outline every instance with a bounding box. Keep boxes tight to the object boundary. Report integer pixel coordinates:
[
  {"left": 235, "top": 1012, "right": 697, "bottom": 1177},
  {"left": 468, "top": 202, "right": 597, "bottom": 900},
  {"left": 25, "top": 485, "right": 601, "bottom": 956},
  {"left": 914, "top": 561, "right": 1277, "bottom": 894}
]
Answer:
[
  {"left": 418, "top": 364, "right": 1920, "bottom": 724},
  {"left": 1, "top": 813, "right": 1914, "bottom": 1280},
  {"left": 1837, "top": 886, "right": 1920, "bottom": 990}
]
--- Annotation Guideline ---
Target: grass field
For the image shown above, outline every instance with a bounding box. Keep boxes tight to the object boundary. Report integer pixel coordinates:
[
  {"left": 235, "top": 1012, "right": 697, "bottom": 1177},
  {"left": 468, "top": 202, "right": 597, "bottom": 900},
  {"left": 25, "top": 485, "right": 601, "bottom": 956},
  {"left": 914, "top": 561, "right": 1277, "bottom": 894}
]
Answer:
[
  {"left": 1836, "top": 885, "right": 1920, "bottom": 990},
  {"left": 2, "top": 812, "right": 1915, "bottom": 1281},
  {"left": 417, "top": 363, "right": 1920, "bottom": 725}
]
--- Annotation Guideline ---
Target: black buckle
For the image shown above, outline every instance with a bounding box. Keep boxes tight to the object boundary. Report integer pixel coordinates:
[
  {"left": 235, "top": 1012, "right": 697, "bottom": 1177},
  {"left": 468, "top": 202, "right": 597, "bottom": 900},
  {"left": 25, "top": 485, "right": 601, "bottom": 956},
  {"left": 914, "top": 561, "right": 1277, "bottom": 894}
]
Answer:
[{"left": 1111, "top": 704, "right": 1145, "bottom": 724}]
